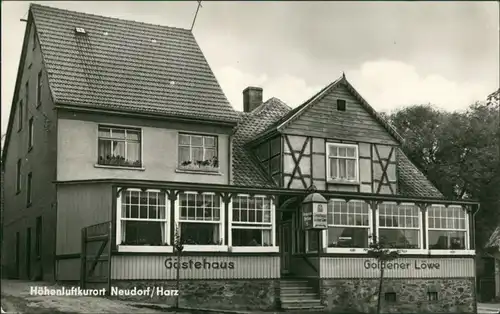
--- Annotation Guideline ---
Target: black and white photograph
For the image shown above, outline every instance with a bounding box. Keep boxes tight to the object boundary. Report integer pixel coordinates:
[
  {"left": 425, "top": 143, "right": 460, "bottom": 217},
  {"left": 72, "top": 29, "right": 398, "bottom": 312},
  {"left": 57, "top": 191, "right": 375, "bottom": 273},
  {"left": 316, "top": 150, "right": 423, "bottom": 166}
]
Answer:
[{"left": 1, "top": 1, "right": 499, "bottom": 313}]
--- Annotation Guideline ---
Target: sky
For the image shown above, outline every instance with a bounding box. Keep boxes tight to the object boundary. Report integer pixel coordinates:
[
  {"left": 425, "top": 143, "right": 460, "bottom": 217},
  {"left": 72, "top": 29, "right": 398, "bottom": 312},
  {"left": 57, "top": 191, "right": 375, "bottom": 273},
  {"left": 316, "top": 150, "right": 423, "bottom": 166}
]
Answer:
[{"left": 1, "top": 1, "right": 499, "bottom": 137}]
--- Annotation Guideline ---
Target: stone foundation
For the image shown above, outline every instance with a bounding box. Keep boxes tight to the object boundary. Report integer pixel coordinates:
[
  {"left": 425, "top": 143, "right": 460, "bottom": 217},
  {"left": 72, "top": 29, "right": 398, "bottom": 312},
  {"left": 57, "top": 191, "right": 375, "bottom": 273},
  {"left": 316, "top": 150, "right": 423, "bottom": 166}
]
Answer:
[
  {"left": 321, "top": 278, "right": 476, "bottom": 313},
  {"left": 111, "top": 279, "right": 279, "bottom": 311}
]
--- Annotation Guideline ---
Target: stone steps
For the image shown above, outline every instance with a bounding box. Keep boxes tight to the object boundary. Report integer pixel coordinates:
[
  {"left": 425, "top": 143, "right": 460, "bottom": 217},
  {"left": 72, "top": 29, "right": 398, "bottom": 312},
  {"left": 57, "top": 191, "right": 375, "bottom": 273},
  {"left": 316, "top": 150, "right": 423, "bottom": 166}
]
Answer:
[{"left": 279, "top": 278, "right": 324, "bottom": 311}]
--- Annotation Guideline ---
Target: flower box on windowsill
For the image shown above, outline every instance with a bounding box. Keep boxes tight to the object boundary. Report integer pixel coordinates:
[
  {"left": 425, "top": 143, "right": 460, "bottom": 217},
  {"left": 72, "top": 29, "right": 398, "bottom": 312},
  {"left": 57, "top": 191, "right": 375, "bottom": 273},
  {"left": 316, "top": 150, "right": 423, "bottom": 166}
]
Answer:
[
  {"left": 117, "top": 245, "right": 173, "bottom": 253},
  {"left": 176, "top": 165, "right": 221, "bottom": 175},
  {"left": 98, "top": 156, "right": 142, "bottom": 168},
  {"left": 95, "top": 164, "right": 145, "bottom": 171}
]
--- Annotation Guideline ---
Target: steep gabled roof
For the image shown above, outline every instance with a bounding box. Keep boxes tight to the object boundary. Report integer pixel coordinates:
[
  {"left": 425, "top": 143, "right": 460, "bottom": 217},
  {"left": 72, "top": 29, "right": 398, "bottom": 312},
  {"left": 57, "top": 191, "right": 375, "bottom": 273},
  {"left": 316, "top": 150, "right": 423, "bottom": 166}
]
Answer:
[
  {"left": 232, "top": 83, "right": 444, "bottom": 199},
  {"left": 232, "top": 98, "right": 291, "bottom": 187},
  {"left": 30, "top": 4, "right": 238, "bottom": 124},
  {"left": 250, "top": 74, "right": 403, "bottom": 145}
]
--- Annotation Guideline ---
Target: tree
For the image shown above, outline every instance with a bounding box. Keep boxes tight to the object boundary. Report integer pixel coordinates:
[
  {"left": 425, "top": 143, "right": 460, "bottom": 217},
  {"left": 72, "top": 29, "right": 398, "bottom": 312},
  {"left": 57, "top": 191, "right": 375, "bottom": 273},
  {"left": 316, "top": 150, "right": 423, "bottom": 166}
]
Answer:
[
  {"left": 385, "top": 101, "right": 500, "bottom": 251},
  {"left": 365, "top": 235, "right": 401, "bottom": 314}
]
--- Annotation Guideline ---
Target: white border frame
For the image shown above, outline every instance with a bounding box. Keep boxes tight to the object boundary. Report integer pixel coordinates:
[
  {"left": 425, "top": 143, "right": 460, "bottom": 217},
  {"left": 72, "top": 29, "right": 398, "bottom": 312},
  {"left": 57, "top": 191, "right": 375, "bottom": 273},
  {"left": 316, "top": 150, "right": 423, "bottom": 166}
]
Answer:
[
  {"left": 228, "top": 194, "right": 278, "bottom": 253},
  {"left": 426, "top": 204, "right": 474, "bottom": 255},
  {"left": 376, "top": 202, "right": 426, "bottom": 255},
  {"left": 325, "top": 142, "right": 360, "bottom": 183},
  {"left": 323, "top": 199, "right": 373, "bottom": 254},
  {"left": 175, "top": 191, "right": 227, "bottom": 252},
  {"left": 116, "top": 188, "right": 172, "bottom": 252}
]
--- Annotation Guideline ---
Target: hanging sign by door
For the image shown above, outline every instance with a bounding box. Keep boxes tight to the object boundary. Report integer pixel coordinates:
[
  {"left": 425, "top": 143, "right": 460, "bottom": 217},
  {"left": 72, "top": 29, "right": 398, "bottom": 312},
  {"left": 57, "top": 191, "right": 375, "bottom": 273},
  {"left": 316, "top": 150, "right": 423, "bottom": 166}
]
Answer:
[{"left": 302, "top": 193, "right": 328, "bottom": 230}]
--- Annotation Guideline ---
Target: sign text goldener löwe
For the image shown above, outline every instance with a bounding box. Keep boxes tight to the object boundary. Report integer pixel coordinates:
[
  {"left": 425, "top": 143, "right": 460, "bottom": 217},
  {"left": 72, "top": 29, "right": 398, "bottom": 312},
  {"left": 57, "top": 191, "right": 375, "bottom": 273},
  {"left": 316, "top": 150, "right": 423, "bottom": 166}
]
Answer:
[{"left": 363, "top": 259, "right": 441, "bottom": 270}]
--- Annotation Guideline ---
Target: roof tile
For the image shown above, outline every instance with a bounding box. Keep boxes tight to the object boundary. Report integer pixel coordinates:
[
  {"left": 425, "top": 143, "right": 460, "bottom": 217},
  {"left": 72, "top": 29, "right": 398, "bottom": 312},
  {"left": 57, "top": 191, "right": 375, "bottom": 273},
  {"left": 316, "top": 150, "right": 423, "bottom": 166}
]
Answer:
[{"left": 31, "top": 4, "right": 238, "bottom": 123}]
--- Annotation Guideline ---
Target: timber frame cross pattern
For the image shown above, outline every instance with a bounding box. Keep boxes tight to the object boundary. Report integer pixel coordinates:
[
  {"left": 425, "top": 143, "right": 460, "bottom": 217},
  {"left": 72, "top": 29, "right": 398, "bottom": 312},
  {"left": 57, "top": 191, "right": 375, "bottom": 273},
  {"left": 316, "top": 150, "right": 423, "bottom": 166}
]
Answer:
[
  {"left": 80, "top": 221, "right": 112, "bottom": 292},
  {"left": 285, "top": 135, "right": 311, "bottom": 189},
  {"left": 373, "top": 145, "right": 396, "bottom": 194}
]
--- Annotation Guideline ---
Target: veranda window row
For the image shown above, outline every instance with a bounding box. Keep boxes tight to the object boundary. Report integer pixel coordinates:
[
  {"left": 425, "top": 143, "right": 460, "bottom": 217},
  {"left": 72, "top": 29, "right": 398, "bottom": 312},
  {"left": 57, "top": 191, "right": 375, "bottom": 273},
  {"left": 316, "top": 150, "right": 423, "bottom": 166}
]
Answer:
[
  {"left": 115, "top": 189, "right": 276, "bottom": 249},
  {"left": 296, "top": 199, "right": 470, "bottom": 253}
]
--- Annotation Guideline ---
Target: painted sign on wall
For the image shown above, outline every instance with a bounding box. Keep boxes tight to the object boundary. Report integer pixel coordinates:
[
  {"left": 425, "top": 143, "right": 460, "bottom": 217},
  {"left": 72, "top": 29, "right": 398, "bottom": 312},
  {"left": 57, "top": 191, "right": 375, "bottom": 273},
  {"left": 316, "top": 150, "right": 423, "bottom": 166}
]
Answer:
[
  {"left": 320, "top": 257, "right": 475, "bottom": 279},
  {"left": 303, "top": 203, "right": 327, "bottom": 230}
]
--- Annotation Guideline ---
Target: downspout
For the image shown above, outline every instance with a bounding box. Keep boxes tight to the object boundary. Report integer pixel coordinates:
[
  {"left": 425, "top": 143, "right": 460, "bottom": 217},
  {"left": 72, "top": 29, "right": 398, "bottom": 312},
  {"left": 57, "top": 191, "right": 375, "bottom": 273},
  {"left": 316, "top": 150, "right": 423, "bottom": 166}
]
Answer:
[{"left": 473, "top": 203, "right": 480, "bottom": 312}]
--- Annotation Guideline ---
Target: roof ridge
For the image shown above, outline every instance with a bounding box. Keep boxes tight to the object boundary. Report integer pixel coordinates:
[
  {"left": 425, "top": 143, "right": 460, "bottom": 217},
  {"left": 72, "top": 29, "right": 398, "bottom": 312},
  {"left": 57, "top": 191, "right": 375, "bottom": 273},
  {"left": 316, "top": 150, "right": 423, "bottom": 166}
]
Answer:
[{"left": 30, "top": 3, "right": 191, "bottom": 33}]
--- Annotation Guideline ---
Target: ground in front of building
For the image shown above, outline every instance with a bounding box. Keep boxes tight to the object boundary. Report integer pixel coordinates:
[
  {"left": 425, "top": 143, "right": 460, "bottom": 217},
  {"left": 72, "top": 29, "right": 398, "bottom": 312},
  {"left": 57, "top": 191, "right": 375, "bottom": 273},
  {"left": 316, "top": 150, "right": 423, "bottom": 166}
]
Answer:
[{"left": 0, "top": 280, "right": 179, "bottom": 313}]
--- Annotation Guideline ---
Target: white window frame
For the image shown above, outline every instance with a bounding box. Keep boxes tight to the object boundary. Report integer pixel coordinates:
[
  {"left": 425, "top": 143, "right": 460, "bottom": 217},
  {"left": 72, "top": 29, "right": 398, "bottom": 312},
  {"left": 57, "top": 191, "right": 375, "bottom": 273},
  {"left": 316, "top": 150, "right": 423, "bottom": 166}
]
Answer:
[
  {"left": 175, "top": 191, "right": 227, "bottom": 252},
  {"left": 426, "top": 204, "right": 474, "bottom": 255},
  {"left": 376, "top": 202, "right": 425, "bottom": 254},
  {"left": 323, "top": 199, "right": 373, "bottom": 254},
  {"left": 229, "top": 194, "right": 278, "bottom": 253},
  {"left": 96, "top": 125, "right": 143, "bottom": 169},
  {"left": 116, "top": 188, "right": 172, "bottom": 253},
  {"left": 325, "top": 142, "right": 359, "bottom": 183},
  {"left": 177, "top": 133, "right": 219, "bottom": 171}
]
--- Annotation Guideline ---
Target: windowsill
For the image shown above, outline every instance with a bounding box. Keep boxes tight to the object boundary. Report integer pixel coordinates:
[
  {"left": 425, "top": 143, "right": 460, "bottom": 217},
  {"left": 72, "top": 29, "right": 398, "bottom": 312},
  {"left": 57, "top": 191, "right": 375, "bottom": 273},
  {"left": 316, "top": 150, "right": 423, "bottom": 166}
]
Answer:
[
  {"left": 94, "top": 164, "right": 145, "bottom": 171},
  {"left": 230, "top": 246, "right": 279, "bottom": 253},
  {"left": 427, "top": 249, "right": 475, "bottom": 255},
  {"left": 28, "top": 146, "right": 33, "bottom": 153},
  {"left": 326, "top": 179, "right": 360, "bottom": 185},
  {"left": 117, "top": 245, "right": 173, "bottom": 253},
  {"left": 175, "top": 168, "right": 222, "bottom": 176},
  {"left": 324, "top": 247, "right": 366, "bottom": 254},
  {"left": 182, "top": 245, "right": 228, "bottom": 252},
  {"left": 323, "top": 248, "right": 428, "bottom": 255}
]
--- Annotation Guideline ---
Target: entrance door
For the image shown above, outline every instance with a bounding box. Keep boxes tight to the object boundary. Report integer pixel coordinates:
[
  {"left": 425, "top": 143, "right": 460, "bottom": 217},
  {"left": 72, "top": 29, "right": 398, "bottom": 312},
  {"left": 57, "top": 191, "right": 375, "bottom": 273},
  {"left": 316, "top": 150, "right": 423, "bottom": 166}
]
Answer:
[
  {"left": 281, "top": 222, "right": 292, "bottom": 274},
  {"left": 26, "top": 228, "right": 31, "bottom": 279}
]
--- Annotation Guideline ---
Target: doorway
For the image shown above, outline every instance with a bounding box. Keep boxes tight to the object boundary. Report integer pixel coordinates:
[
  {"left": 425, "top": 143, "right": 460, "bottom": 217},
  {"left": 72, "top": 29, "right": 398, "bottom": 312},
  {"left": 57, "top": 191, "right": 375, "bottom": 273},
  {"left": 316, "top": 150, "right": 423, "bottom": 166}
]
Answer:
[{"left": 281, "top": 221, "right": 292, "bottom": 274}]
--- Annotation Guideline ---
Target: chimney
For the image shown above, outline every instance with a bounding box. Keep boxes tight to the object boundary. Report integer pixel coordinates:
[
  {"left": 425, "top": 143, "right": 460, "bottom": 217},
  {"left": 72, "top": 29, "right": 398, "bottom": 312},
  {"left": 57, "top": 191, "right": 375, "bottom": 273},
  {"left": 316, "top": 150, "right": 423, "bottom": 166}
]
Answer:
[{"left": 243, "top": 87, "right": 263, "bottom": 112}]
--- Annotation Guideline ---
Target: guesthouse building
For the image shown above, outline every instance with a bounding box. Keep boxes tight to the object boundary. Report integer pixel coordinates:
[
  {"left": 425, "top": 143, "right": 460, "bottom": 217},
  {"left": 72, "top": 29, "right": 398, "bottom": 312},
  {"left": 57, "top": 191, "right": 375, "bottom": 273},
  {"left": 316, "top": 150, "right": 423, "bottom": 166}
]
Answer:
[{"left": 1, "top": 4, "right": 479, "bottom": 313}]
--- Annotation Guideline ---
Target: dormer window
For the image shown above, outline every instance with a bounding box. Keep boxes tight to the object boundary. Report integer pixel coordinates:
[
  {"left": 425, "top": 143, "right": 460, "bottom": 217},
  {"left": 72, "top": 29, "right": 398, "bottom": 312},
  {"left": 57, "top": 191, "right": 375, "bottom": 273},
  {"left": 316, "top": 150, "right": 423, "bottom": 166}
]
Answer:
[{"left": 337, "top": 99, "right": 346, "bottom": 111}]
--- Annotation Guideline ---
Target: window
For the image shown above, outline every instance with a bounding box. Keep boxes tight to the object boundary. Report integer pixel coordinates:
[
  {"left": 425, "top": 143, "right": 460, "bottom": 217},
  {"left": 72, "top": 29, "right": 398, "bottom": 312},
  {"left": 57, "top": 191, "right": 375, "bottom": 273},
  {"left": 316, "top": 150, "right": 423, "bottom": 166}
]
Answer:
[
  {"left": 384, "top": 292, "right": 397, "bottom": 302},
  {"left": 178, "top": 133, "right": 218, "bottom": 171},
  {"left": 36, "top": 71, "right": 42, "bottom": 107},
  {"left": 28, "top": 118, "right": 34, "bottom": 150},
  {"left": 98, "top": 126, "right": 141, "bottom": 167},
  {"left": 35, "top": 216, "right": 42, "bottom": 259},
  {"left": 26, "top": 172, "right": 33, "bottom": 206},
  {"left": 337, "top": 99, "right": 346, "bottom": 111},
  {"left": 118, "top": 189, "right": 168, "bottom": 246},
  {"left": 25, "top": 81, "right": 29, "bottom": 106},
  {"left": 18, "top": 101, "right": 23, "bottom": 131},
  {"left": 427, "top": 291, "right": 438, "bottom": 301},
  {"left": 16, "top": 159, "right": 22, "bottom": 193},
  {"left": 378, "top": 203, "right": 421, "bottom": 249},
  {"left": 231, "top": 195, "right": 273, "bottom": 248},
  {"left": 325, "top": 200, "right": 371, "bottom": 250},
  {"left": 33, "top": 29, "right": 37, "bottom": 50},
  {"left": 306, "top": 230, "right": 320, "bottom": 253},
  {"left": 177, "top": 192, "right": 224, "bottom": 248},
  {"left": 428, "top": 205, "right": 467, "bottom": 250},
  {"left": 326, "top": 143, "right": 358, "bottom": 182}
]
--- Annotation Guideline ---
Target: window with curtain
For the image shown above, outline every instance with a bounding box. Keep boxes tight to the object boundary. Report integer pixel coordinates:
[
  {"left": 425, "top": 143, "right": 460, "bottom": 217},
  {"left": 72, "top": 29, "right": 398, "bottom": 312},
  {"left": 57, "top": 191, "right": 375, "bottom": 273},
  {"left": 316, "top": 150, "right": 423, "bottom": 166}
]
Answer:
[
  {"left": 428, "top": 205, "right": 467, "bottom": 250},
  {"left": 378, "top": 203, "right": 421, "bottom": 249},
  {"left": 326, "top": 199, "right": 370, "bottom": 248},
  {"left": 231, "top": 195, "right": 273, "bottom": 246},
  {"left": 178, "top": 192, "right": 223, "bottom": 245},
  {"left": 97, "top": 126, "right": 141, "bottom": 167},
  {"left": 120, "top": 190, "right": 167, "bottom": 246},
  {"left": 178, "top": 133, "right": 218, "bottom": 171},
  {"left": 326, "top": 143, "right": 358, "bottom": 182}
]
